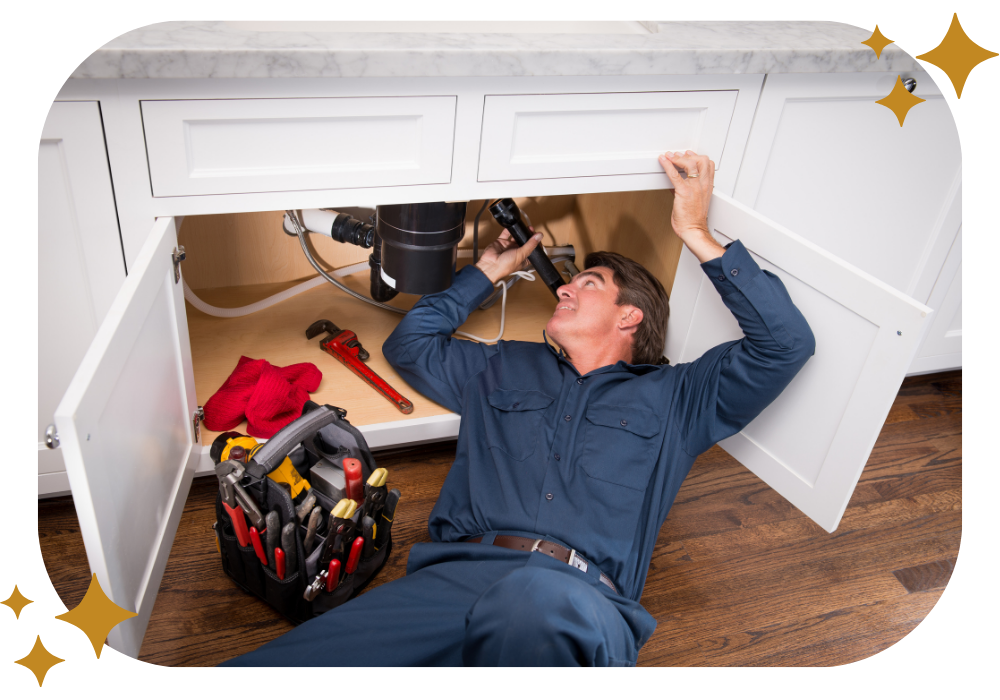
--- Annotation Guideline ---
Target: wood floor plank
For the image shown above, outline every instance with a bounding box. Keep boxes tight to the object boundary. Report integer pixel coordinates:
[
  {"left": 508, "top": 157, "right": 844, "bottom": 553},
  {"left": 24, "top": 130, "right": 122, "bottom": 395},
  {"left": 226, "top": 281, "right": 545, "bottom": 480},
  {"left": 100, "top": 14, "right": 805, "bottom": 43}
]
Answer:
[
  {"left": 640, "top": 589, "right": 943, "bottom": 666},
  {"left": 892, "top": 558, "right": 957, "bottom": 593}
]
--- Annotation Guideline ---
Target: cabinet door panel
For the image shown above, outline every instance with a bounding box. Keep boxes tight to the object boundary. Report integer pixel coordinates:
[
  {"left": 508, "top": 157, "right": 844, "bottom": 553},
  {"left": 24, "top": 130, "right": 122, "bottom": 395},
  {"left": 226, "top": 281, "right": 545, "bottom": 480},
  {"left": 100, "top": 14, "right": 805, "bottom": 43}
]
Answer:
[
  {"left": 732, "top": 72, "right": 959, "bottom": 301},
  {"left": 142, "top": 96, "right": 457, "bottom": 196},
  {"left": 54, "top": 217, "right": 197, "bottom": 658},
  {"left": 666, "top": 193, "right": 931, "bottom": 533},
  {"left": 39, "top": 101, "right": 126, "bottom": 493},
  {"left": 478, "top": 91, "right": 737, "bottom": 181}
]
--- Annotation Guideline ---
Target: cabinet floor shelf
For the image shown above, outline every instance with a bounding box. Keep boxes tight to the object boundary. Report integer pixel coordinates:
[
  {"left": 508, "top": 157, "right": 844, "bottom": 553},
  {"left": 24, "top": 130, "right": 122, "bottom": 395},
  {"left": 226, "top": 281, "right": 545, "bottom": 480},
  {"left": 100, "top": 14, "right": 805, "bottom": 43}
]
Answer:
[{"left": 187, "top": 263, "right": 565, "bottom": 449}]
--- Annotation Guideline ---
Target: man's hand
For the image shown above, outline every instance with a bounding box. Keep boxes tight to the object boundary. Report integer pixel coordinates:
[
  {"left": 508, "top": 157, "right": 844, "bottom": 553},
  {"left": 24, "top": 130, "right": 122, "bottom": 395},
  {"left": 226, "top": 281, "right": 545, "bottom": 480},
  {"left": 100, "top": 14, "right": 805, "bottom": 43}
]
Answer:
[
  {"left": 658, "top": 150, "right": 726, "bottom": 263},
  {"left": 475, "top": 228, "right": 543, "bottom": 284}
]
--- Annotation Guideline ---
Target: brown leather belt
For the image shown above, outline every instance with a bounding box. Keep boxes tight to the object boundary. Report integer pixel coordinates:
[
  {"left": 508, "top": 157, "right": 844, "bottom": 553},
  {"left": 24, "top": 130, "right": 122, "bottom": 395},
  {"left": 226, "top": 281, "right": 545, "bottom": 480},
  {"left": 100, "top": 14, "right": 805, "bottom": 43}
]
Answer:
[{"left": 467, "top": 535, "right": 617, "bottom": 594}]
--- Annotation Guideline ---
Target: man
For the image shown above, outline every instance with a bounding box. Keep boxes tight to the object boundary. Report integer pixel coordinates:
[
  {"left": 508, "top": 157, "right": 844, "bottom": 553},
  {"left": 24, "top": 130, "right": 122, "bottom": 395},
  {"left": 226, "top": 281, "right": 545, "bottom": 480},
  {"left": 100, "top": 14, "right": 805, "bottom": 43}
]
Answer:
[{"left": 223, "top": 150, "right": 815, "bottom": 667}]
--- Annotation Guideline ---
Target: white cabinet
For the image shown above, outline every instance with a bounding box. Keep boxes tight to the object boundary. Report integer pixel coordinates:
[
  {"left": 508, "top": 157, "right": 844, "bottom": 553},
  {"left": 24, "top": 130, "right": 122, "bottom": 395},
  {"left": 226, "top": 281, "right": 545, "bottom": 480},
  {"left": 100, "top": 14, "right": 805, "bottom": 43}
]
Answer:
[
  {"left": 141, "top": 96, "right": 458, "bottom": 197},
  {"left": 38, "top": 101, "right": 126, "bottom": 496},
  {"left": 731, "top": 71, "right": 961, "bottom": 374},
  {"left": 478, "top": 90, "right": 738, "bottom": 181}
]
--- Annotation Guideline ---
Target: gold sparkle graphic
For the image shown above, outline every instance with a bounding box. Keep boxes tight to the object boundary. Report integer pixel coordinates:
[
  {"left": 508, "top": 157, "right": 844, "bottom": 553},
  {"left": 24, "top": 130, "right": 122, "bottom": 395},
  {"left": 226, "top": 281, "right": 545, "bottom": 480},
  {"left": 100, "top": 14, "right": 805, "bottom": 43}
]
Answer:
[
  {"left": 862, "top": 25, "right": 895, "bottom": 59},
  {"left": 916, "top": 13, "right": 998, "bottom": 97},
  {"left": 54, "top": 573, "right": 136, "bottom": 658},
  {"left": 15, "top": 636, "right": 63, "bottom": 687},
  {"left": 876, "top": 76, "right": 927, "bottom": 126},
  {"left": 1, "top": 585, "right": 32, "bottom": 619}
]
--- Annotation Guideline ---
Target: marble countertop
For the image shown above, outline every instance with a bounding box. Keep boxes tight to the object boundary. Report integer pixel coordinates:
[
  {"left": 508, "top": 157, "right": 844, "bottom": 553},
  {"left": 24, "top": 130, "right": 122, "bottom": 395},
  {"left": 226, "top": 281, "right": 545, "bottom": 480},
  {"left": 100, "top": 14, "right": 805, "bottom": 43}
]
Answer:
[{"left": 72, "top": 21, "right": 921, "bottom": 80}]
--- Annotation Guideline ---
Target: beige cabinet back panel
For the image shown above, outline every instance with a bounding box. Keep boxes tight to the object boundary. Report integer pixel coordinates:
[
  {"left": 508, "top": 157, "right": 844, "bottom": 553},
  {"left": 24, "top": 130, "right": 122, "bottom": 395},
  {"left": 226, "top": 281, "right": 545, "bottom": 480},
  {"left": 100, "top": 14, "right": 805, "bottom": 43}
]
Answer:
[{"left": 178, "top": 190, "right": 683, "bottom": 293}]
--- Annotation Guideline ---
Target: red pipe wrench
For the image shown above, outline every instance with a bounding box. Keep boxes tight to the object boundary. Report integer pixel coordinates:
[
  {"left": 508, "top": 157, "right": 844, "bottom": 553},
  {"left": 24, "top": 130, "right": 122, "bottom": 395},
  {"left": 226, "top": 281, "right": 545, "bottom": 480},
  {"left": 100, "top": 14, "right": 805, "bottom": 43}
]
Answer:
[{"left": 306, "top": 320, "right": 414, "bottom": 414}]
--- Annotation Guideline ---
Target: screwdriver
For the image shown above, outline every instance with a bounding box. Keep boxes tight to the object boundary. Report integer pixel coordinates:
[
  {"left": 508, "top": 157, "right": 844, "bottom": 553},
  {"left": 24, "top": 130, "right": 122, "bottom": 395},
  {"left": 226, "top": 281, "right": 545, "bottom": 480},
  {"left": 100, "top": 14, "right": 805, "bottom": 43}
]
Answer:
[
  {"left": 303, "top": 506, "right": 323, "bottom": 553},
  {"left": 266, "top": 511, "right": 280, "bottom": 569},
  {"left": 344, "top": 458, "right": 364, "bottom": 503},
  {"left": 249, "top": 526, "right": 268, "bottom": 566},
  {"left": 325, "top": 559, "right": 342, "bottom": 593},
  {"left": 346, "top": 536, "right": 364, "bottom": 574},
  {"left": 281, "top": 522, "right": 297, "bottom": 574},
  {"left": 275, "top": 548, "right": 286, "bottom": 580}
]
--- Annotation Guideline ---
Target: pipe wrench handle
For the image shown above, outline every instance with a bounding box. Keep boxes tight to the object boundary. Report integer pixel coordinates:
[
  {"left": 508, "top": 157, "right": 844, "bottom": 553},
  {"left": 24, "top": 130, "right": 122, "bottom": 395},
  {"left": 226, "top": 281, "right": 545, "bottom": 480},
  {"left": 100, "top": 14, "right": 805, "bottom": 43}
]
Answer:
[{"left": 323, "top": 334, "right": 414, "bottom": 414}]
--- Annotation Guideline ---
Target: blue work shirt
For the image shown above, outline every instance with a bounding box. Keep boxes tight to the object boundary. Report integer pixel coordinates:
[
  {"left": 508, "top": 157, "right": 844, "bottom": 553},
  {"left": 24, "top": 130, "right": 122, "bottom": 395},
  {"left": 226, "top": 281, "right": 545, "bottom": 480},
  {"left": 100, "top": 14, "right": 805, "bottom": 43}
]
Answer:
[{"left": 383, "top": 240, "right": 815, "bottom": 607}]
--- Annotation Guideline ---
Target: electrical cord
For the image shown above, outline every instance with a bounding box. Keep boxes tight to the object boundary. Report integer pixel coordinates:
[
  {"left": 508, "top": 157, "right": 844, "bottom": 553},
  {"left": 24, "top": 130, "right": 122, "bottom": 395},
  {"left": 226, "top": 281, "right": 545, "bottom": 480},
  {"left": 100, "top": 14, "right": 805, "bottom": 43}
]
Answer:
[{"left": 454, "top": 270, "right": 537, "bottom": 343}]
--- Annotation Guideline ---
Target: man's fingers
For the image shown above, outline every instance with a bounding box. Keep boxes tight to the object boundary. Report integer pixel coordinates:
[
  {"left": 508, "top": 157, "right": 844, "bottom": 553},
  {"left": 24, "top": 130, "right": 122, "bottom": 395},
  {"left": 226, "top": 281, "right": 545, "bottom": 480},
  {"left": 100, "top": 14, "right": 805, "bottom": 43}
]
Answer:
[
  {"left": 658, "top": 153, "right": 685, "bottom": 187},
  {"left": 667, "top": 151, "right": 702, "bottom": 177}
]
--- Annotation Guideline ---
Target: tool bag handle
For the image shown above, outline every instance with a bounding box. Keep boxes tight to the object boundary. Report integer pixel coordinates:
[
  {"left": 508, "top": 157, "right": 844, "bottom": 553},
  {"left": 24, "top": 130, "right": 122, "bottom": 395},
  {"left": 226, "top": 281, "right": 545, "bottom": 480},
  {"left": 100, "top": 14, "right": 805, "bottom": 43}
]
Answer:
[{"left": 246, "top": 402, "right": 352, "bottom": 479}]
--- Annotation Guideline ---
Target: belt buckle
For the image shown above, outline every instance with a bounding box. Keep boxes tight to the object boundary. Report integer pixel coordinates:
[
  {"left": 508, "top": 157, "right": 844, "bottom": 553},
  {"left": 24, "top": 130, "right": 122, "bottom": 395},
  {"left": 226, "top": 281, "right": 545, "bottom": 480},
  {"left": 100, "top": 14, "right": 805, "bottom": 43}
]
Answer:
[
  {"left": 567, "top": 549, "right": 588, "bottom": 573},
  {"left": 530, "top": 539, "right": 543, "bottom": 552}
]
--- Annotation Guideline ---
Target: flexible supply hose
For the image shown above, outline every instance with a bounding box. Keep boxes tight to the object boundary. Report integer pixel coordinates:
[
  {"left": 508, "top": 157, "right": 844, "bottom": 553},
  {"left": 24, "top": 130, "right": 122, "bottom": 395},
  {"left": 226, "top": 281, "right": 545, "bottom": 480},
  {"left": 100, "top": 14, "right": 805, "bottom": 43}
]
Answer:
[{"left": 182, "top": 261, "right": 369, "bottom": 318}]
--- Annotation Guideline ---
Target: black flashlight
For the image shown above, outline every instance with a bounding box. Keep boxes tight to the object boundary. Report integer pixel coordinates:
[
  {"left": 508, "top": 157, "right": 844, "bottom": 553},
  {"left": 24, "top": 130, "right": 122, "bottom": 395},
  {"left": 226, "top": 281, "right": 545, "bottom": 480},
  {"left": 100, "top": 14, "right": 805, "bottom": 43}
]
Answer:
[{"left": 488, "top": 198, "right": 564, "bottom": 299}]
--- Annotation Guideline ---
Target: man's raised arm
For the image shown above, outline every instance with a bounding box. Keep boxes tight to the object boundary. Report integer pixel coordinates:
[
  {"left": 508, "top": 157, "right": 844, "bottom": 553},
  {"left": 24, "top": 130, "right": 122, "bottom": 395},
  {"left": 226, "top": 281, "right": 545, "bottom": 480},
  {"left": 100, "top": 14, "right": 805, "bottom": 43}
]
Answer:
[
  {"left": 382, "top": 225, "right": 543, "bottom": 414},
  {"left": 659, "top": 150, "right": 816, "bottom": 456}
]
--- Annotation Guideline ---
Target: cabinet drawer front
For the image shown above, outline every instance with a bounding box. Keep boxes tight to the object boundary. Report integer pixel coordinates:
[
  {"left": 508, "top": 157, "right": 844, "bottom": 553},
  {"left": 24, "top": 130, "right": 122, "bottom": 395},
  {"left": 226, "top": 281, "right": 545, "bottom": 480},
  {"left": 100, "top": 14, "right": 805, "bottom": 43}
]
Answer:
[
  {"left": 478, "top": 91, "right": 737, "bottom": 182},
  {"left": 142, "top": 97, "right": 457, "bottom": 197}
]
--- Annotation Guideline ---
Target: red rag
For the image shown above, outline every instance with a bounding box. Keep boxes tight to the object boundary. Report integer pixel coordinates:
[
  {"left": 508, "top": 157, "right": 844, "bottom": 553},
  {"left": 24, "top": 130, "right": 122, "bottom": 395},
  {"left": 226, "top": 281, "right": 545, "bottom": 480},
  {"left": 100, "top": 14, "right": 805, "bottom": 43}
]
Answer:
[
  {"left": 246, "top": 362, "right": 323, "bottom": 438},
  {"left": 202, "top": 356, "right": 322, "bottom": 437},
  {"left": 201, "top": 356, "right": 267, "bottom": 432}
]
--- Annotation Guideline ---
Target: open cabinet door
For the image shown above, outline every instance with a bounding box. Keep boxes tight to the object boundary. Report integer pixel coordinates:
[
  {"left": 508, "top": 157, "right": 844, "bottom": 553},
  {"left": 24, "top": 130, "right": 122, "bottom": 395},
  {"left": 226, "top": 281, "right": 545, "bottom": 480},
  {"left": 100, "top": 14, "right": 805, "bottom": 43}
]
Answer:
[
  {"left": 666, "top": 193, "right": 932, "bottom": 533},
  {"left": 54, "top": 217, "right": 198, "bottom": 658}
]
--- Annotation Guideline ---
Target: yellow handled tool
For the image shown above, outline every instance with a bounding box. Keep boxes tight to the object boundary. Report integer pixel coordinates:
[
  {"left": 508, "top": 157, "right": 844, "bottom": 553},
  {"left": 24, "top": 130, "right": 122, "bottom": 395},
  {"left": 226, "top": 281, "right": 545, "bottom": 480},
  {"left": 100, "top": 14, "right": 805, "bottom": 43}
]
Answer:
[
  {"left": 367, "top": 468, "right": 388, "bottom": 488},
  {"left": 221, "top": 435, "right": 311, "bottom": 498}
]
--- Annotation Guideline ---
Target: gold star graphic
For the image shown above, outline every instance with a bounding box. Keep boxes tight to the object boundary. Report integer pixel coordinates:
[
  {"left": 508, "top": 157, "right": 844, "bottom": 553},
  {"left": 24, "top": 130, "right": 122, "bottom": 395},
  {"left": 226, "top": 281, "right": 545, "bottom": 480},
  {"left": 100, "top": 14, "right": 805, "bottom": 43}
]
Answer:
[
  {"left": 15, "top": 636, "right": 63, "bottom": 687},
  {"left": 876, "top": 75, "right": 927, "bottom": 126},
  {"left": 54, "top": 574, "right": 136, "bottom": 658},
  {"left": 917, "top": 13, "right": 998, "bottom": 97},
  {"left": 862, "top": 25, "right": 894, "bottom": 59},
  {"left": 1, "top": 585, "right": 32, "bottom": 619}
]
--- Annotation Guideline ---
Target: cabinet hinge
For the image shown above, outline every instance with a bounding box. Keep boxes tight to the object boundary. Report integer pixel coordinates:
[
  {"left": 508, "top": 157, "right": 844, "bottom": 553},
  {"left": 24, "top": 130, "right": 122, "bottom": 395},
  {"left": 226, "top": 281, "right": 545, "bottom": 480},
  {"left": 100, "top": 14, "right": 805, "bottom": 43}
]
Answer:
[
  {"left": 172, "top": 246, "right": 187, "bottom": 283},
  {"left": 193, "top": 407, "right": 204, "bottom": 442}
]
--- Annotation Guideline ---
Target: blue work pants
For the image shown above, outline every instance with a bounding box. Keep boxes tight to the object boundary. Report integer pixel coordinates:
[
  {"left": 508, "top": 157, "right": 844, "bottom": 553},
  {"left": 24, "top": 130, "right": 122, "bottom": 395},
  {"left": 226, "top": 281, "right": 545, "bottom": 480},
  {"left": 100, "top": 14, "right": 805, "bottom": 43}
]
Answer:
[{"left": 221, "top": 543, "right": 642, "bottom": 666}]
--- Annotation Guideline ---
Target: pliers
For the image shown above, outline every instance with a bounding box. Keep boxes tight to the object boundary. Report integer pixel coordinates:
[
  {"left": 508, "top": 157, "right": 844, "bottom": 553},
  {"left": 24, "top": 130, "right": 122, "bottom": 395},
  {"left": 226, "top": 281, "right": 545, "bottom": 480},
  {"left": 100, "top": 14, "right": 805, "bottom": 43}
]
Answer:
[{"left": 215, "top": 460, "right": 266, "bottom": 549}]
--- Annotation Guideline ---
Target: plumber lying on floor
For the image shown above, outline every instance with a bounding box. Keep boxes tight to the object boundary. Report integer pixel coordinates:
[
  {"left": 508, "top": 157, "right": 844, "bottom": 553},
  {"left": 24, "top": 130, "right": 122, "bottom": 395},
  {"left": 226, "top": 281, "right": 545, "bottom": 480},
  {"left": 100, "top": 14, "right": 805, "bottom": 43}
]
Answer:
[{"left": 222, "top": 150, "right": 816, "bottom": 667}]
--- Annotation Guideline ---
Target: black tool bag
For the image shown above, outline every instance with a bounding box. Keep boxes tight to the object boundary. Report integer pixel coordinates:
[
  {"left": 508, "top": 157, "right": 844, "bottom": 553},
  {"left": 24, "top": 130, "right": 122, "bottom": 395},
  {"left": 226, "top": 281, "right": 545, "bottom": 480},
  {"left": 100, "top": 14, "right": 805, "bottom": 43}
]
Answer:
[{"left": 212, "top": 402, "right": 395, "bottom": 624}]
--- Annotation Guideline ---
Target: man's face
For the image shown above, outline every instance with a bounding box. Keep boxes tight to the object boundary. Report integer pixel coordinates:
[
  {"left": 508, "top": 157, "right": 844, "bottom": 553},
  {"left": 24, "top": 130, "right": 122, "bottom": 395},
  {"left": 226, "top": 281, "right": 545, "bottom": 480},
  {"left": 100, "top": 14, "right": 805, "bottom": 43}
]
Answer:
[{"left": 545, "top": 266, "right": 625, "bottom": 351}]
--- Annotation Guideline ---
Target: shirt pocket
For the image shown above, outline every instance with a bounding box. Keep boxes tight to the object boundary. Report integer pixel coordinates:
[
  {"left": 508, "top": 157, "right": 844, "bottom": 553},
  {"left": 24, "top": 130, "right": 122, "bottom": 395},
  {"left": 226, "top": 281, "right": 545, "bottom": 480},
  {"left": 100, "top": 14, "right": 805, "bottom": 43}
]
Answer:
[
  {"left": 580, "top": 404, "right": 662, "bottom": 491},
  {"left": 484, "top": 389, "right": 554, "bottom": 462}
]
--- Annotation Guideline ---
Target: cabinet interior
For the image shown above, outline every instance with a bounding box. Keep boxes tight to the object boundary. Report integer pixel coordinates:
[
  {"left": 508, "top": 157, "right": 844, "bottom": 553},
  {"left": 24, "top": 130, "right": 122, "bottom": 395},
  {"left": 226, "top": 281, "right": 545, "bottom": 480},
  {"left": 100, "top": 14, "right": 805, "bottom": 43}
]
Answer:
[{"left": 180, "top": 188, "right": 683, "bottom": 448}]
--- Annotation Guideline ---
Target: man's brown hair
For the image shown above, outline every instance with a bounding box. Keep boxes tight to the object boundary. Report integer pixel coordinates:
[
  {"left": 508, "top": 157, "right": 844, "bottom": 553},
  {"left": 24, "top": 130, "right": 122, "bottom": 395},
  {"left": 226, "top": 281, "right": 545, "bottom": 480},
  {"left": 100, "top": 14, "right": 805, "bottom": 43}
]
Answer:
[{"left": 583, "top": 251, "right": 670, "bottom": 365}]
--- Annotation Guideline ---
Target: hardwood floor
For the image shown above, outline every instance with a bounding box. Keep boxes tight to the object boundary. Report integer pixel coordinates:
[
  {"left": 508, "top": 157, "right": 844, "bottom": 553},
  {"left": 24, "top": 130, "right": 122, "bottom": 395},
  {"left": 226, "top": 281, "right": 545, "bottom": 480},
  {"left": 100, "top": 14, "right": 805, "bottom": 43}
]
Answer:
[{"left": 37, "top": 370, "right": 961, "bottom": 666}]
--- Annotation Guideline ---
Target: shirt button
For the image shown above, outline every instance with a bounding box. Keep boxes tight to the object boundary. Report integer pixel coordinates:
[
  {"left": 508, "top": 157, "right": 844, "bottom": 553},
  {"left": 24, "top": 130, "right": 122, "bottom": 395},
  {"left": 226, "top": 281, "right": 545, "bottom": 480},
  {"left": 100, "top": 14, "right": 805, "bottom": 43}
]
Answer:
[
  {"left": 554, "top": 453, "right": 561, "bottom": 461},
  {"left": 717, "top": 275, "right": 725, "bottom": 281},
  {"left": 545, "top": 493, "right": 554, "bottom": 501},
  {"left": 730, "top": 269, "right": 739, "bottom": 277},
  {"left": 576, "top": 378, "right": 584, "bottom": 385},
  {"left": 621, "top": 419, "right": 628, "bottom": 427},
  {"left": 564, "top": 415, "right": 572, "bottom": 421},
  {"left": 512, "top": 402, "right": 519, "bottom": 408}
]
